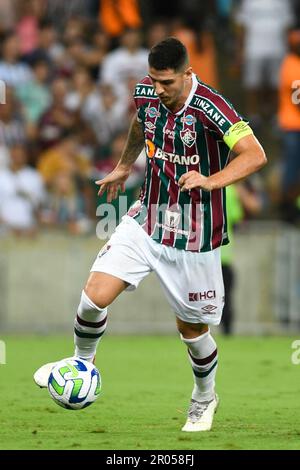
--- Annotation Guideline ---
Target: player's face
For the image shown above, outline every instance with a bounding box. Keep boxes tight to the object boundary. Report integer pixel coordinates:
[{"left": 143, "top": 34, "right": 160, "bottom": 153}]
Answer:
[{"left": 148, "top": 66, "right": 193, "bottom": 112}]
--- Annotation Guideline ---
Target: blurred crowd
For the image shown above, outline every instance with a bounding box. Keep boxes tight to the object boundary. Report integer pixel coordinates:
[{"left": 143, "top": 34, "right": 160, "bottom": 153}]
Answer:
[{"left": 0, "top": 0, "right": 300, "bottom": 237}]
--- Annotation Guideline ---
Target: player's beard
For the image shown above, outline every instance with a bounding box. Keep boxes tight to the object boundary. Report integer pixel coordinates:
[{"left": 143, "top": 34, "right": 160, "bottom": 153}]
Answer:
[{"left": 165, "top": 88, "right": 184, "bottom": 111}]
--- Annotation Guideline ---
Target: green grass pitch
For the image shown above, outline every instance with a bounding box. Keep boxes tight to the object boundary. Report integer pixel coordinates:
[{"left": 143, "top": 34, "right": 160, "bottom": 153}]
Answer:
[{"left": 0, "top": 335, "right": 300, "bottom": 450}]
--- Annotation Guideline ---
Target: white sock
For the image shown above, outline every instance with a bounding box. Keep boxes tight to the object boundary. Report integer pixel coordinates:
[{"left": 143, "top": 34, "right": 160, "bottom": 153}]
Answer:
[
  {"left": 74, "top": 290, "right": 107, "bottom": 361},
  {"left": 181, "top": 331, "right": 218, "bottom": 402}
]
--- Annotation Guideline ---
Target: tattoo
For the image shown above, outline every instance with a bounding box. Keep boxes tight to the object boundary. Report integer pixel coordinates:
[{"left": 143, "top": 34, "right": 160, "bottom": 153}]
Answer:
[{"left": 119, "top": 114, "right": 145, "bottom": 167}]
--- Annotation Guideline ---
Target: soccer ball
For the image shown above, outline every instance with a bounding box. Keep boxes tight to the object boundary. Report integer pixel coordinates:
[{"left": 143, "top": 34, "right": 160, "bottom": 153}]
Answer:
[{"left": 48, "top": 357, "right": 101, "bottom": 410}]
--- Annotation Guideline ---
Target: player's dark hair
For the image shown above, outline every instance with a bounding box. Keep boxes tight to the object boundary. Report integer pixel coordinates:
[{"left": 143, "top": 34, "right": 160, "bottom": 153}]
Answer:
[{"left": 148, "top": 37, "right": 188, "bottom": 72}]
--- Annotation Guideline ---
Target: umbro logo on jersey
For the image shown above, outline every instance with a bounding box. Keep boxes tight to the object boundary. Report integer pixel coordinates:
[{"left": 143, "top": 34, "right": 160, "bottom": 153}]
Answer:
[
  {"left": 180, "top": 129, "right": 196, "bottom": 147},
  {"left": 145, "top": 121, "right": 156, "bottom": 133}
]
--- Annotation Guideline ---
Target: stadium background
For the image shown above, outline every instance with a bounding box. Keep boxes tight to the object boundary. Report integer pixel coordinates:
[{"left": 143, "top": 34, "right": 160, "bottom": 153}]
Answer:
[{"left": 0, "top": 0, "right": 300, "bottom": 451}]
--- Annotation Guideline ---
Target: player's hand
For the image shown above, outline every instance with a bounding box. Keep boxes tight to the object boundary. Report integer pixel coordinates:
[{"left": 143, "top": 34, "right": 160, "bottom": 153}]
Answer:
[
  {"left": 96, "top": 165, "right": 131, "bottom": 202},
  {"left": 178, "top": 171, "right": 215, "bottom": 192}
]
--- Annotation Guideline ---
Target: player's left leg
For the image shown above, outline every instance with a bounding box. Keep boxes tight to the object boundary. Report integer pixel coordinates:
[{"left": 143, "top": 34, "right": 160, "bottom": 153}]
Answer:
[
  {"left": 176, "top": 318, "right": 219, "bottom": 432},
  {"left": 154, "top": 245, "right": 224, "bottom": 431}
]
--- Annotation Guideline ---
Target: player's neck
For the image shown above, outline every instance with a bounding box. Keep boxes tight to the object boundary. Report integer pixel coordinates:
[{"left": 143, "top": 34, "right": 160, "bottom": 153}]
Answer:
[{"left": 168, "top": 79, "right": 193, "bottom": 114}]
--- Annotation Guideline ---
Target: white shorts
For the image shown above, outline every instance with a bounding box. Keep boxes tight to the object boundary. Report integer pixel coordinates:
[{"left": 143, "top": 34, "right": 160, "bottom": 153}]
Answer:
[{"left": 91, "top": 216, "right": 224, "bottom": 325}]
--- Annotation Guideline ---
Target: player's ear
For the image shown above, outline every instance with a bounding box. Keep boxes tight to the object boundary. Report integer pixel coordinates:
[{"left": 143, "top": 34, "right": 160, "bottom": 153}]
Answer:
[{"left": 184, "top": 67, "right": 193, "bottom": 80}]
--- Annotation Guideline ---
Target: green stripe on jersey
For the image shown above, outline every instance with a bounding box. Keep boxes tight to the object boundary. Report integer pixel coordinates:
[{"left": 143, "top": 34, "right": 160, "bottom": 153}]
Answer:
[{"left": 195, "top": 120, "right": 212, "bottom": 252}]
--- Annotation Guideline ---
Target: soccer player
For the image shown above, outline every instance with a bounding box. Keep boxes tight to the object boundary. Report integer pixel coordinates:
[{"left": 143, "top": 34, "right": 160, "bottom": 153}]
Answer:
[{"left": 34, "top": 38, "right": 266, "bottom": 431}]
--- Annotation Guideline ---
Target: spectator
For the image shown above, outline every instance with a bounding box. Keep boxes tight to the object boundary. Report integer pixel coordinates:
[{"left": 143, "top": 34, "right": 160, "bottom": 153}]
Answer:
[
  {"left": 215, "top": 0, "right": 235, "bottom": 57},
  {"left": 172, "top": 18, "right": 220, "bottom": 89},
  {"left": 92, "top": 83, "right": 129, "bottom": 148},
  {"left": 65, "top": 66, "right": 101, "bottom": 152},
  {"left": 90, "top": 28, "right": 111, "bottom": 79},
  {"left": 234, "top": 0, "right": 293, "bottom": 128},
  {"left": 0, "top": 143, "right": 45, "bottom": 236},
  {"left": 0, "top": 0, "right": 17, "bottom": 34},
  {"left": 0, "top": 87, "right": 26, "bottom": 149},
  {"left": 45, "top": 1, "right": 96, "bottom": 32},
  {"left": 38, "top": 78, "right": 76, "bottom": 151},
  {"left": 66, "top": 29, "right": 110, "bottom": 80},
  {"left": 100, "top": 28, "right": 148, "bottom": 100},
  {"left": 146, "top": 21, "right": 170, "bottom": 48},
  {"left": 278, "top": 29, "right": 300, "bottom": 223},
  {"left": 63, "top": 16, "right": 87, "bottom": 45},
  {"left": 23, "top": 20, "right": 65, "bottom": 71},
  {"left": 16, "top": 58, "right": 51, "bottom": 139},
  {"left": 37, "top": 131, "right": 92, "bottom": 233},
  {"left": 0, "top": 31, "right": 32, "bottom": 88},
  {"left": 66, "top": 78, "right": 128, "bottom": 150},
  {"left": 15, "top": 0, "right": 44, "bottom": 56}
]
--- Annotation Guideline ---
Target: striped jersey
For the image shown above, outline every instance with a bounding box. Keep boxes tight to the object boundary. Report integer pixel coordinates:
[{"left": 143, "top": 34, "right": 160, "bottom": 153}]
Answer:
[{"left": 128, "top": 73, "right": 244, "bottom": 252}]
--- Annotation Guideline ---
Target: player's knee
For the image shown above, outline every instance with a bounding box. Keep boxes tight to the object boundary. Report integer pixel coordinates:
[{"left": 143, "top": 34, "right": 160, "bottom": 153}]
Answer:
[
  {"left": 77, "top": 290, "right": 106, "bottom": 322},
  {"left": 83, "top": 283, "right": 110, "bottom": 309},
  {"left": 177, "top": 321, "right": 209, "bottom": 339}
]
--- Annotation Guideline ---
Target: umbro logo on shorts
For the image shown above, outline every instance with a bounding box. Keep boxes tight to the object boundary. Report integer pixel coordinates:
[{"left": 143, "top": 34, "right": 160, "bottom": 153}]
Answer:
[{"left": 201, "top": 305, "right": 218, "bottom": 313}]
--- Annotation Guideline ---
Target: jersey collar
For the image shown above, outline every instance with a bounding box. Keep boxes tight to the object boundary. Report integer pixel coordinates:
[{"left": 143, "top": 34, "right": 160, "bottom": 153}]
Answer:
[{"left": 161, "top": 73, "right": 198, "bottom": 116}]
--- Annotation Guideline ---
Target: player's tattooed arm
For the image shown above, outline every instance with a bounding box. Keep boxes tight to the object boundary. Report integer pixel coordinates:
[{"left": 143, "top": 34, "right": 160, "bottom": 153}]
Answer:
[
  {"left": 119, "top": 114, "right": 145, "bottom": 168},
  {"left": 96, "top": 113, "right": 145, "bottom": 201}
]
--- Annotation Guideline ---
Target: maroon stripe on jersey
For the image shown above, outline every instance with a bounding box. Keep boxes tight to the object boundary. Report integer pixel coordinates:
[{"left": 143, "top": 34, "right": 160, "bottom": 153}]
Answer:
[
  {"left": 161, "top": 114, "right": 177, "bottom": 246},
  {"left": 188, "top": 348, "right": 218, "bottom": 366},
  {"left": 141, "top": 76, "right": 153, "bottom": 86},
  {"left": 206, "top": 132, "right": 223, "bottom": 249},
  {"left": 76, "top": 314, "right": 107, "bottom": 329},
  {"left": 197, "top": 83, "right": 240, "bottom": 124},
  {"left": 186, "top": 130, "right": 202, "bottom": 252},
  {"left": 187, "top": 189, "right": 201, "bottom": 251},
  {"left": 135, "top": 97, "right": 158, "bottom": 108},
  {"left": 161, "top": 164, "right": 177, "bottom": 246},
  {"left": 147, "top": 161, "right": 160, "bottom": 236},
  {"left": 139, "top": 164, "right": 147, "bottom": 205},
  {"left": 162, "top": 114, "right": 175, "bottom": 154},
  {"left": 163, "top": 163, "right": 176, "bottom": 195}
]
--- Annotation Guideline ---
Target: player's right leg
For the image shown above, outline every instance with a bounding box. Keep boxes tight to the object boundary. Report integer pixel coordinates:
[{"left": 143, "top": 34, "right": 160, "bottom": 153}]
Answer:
[
  {"left": 74, "top": 272, "right": 128, "bottom": 362},
  {"left": 34, "top": 216, "right": 152, "bottom": 388},
  {"left": 33, "top": 272, "right": 128, "bottom": 388}
]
